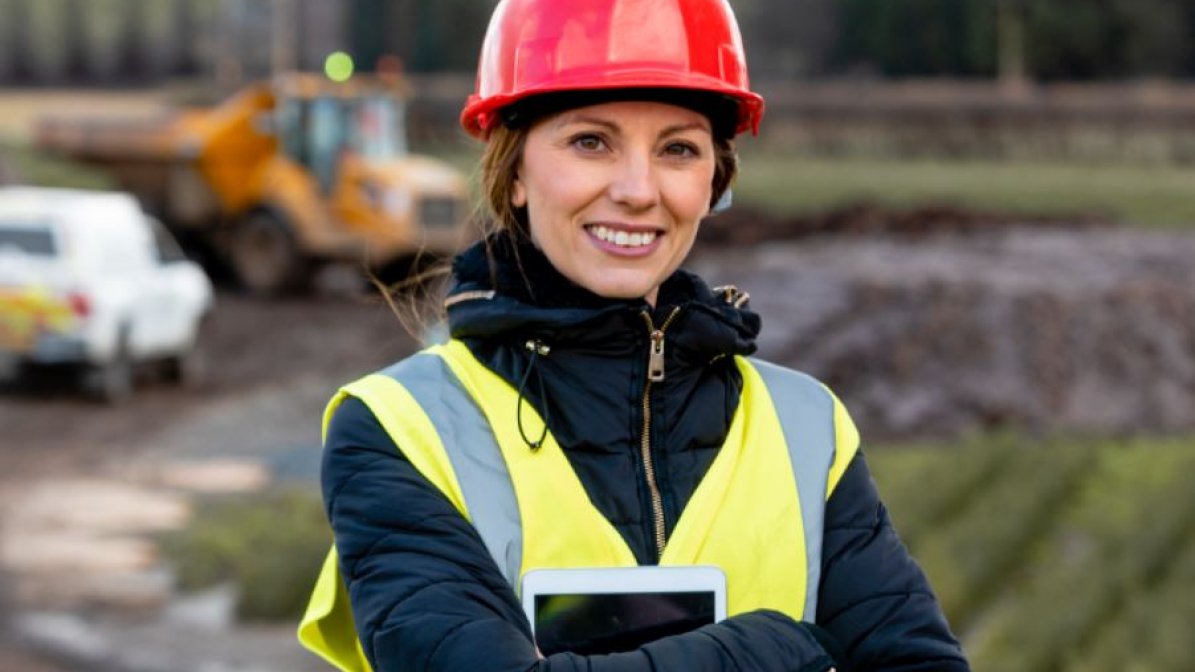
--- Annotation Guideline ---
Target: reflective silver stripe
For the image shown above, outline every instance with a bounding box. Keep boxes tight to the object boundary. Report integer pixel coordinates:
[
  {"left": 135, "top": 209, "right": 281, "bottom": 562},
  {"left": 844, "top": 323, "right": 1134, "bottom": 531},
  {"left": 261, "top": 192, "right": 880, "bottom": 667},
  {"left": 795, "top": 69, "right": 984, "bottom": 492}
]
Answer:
[
  {"left": 749, "top": 358, "right": 836, "bottom": 622},
  {"left": 381, "top": 353, "right": 523, "bottom": 589}
]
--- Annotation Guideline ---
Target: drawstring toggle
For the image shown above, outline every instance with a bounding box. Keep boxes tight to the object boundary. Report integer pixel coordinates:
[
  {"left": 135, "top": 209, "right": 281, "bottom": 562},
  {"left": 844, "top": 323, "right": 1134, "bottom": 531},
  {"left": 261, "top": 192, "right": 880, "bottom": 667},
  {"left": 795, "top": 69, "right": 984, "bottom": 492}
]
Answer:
[{"left": 516, "top": 339, "right": 551, "bottom": 451}]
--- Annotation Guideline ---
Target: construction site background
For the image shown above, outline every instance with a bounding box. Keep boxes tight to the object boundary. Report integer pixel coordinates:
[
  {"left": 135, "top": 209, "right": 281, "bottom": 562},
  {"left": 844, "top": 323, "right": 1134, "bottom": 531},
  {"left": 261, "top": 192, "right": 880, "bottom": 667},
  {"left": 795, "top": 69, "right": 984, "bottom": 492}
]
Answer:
[{"left": 3, "top": 1, "right": 1195, "bottom": 670}]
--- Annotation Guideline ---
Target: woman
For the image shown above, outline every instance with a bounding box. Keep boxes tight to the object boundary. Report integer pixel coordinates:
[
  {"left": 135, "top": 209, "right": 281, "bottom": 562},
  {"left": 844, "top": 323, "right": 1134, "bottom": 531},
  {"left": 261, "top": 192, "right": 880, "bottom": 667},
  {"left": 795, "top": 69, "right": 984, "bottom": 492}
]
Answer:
[{"left": 300, "top": 0, "right": 970, "bottom": 670}]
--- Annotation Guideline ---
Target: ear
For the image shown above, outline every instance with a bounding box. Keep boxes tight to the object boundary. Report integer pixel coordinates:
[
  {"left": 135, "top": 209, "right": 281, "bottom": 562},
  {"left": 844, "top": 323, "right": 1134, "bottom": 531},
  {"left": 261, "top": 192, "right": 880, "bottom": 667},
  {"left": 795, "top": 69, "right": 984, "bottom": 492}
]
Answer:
[
  {"left": 710, "top": 188, "right": 732, "bottom": 214},
  {"left": 511, "top": 174, "right": 527, "bottom": 208}
]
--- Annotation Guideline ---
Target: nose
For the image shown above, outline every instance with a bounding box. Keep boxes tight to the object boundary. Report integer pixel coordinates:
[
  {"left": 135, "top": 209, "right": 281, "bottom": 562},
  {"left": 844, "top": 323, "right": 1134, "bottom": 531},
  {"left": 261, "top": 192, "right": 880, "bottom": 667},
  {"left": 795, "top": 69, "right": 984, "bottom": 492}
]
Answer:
[{"left": 607, "top": 149, "right": 659, "bottom": 211}]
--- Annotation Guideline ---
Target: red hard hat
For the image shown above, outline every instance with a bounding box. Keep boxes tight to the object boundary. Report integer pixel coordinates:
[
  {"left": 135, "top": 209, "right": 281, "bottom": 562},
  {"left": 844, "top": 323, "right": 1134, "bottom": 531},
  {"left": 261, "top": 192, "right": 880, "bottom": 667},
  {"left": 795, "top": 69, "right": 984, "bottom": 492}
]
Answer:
[{"left": 460, "top": 0, "right": 765, "bottom": 139}]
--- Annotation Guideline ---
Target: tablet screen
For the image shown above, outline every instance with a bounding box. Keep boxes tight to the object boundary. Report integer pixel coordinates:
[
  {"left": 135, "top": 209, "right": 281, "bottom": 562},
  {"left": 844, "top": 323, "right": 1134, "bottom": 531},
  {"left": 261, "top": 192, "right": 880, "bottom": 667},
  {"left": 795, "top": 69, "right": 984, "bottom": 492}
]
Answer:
[
  {"left": 522, "top": 565, "right": 726, "bottom": 656},
  {"left": 534, "top": 590, "right": 717, "bottom": 656}
]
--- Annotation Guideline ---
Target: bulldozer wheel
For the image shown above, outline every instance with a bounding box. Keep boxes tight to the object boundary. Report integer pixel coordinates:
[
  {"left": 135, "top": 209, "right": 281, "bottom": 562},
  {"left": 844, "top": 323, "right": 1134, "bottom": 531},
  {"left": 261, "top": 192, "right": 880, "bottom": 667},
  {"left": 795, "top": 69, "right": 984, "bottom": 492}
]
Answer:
[{"left": 229, "top": 211, "right": 308, "bottom": 296}]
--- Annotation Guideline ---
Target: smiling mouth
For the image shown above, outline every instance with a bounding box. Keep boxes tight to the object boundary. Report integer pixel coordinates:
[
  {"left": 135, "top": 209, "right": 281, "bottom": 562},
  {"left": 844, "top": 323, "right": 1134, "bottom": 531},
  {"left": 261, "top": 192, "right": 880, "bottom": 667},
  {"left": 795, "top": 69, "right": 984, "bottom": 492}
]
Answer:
[{"left": 586, "top": 225, "right": 659, "bottom": 248}]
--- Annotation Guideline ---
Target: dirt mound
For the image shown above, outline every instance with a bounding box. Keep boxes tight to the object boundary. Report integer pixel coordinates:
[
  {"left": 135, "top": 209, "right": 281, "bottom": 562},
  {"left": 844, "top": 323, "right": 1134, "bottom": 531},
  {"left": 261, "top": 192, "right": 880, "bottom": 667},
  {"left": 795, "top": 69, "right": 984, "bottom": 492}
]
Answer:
[{"left": 693, "top": 227, "right": 1195, "bottom": 440}]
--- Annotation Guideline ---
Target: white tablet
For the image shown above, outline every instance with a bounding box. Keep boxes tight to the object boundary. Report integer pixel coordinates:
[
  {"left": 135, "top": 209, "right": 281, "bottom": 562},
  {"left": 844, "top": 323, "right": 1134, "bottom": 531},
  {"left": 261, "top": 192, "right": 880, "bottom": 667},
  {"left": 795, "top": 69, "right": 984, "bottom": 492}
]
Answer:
[{"left": 521, "top": 565, "right": 727, "bottom": 656}]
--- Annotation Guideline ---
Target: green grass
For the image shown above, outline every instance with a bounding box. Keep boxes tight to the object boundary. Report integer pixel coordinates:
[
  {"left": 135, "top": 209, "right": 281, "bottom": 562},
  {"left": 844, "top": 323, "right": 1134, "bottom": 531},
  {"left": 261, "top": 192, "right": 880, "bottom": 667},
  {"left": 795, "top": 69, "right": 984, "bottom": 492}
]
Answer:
[
  {"left": 733, "top": 151, "right": 1195, "bottom": 228},
  {"left": 875, "top": 437, "right": 1093, "bottom": 629},
  {"left": 865, "top": 433, "right": 1010, "bottom": 548},
  {"left": 160, "top": 487, "right": 330, "bottom": 622},
  {"left": 1071, "top": 528, "right": 1195, "bottom": 672},
  {"left": 960, "top": 437, "right": 1195, "bottom": 672},
  {"left": 869, "top": 434, "right": 1195, "bottom": 672},
  {"left": 0, "top": 140, "right": 115, "bottom": 190}
]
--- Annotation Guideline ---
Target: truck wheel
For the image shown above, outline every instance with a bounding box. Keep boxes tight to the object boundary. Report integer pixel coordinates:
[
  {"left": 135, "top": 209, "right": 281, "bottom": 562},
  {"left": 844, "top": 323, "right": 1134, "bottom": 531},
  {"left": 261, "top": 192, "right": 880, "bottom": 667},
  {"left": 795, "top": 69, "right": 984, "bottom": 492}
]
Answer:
[
  {"left": 229, "top": 211, "right": 308, "bottom": 296},
  {"left": 163, "top": 344, "right": 207, "bottom": 389},
  {"left": 85, "top": 340, "right": 134, "bottom": 404},
  {"left": 163, "top": 317, "right": 209, "bottom": 389}
]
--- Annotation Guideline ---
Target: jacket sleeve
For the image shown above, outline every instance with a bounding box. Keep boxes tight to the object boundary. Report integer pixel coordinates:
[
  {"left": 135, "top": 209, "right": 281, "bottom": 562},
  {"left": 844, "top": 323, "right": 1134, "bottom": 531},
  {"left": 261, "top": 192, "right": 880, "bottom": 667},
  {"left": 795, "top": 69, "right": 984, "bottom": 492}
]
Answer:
[
  {"left": 324, "top": 396, "right": 837, "bottom": 672},
  {"left": 817, "top": 452, "right": 971, "bottom": 671}
]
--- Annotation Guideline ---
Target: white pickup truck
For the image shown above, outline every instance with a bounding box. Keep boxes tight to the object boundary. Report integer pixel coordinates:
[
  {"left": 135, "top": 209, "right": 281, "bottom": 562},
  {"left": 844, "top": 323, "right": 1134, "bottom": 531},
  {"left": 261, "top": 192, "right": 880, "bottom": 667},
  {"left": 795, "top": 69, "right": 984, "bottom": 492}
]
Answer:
[{"left": 0, "top": 187, "right": 214, "bottom": 401}]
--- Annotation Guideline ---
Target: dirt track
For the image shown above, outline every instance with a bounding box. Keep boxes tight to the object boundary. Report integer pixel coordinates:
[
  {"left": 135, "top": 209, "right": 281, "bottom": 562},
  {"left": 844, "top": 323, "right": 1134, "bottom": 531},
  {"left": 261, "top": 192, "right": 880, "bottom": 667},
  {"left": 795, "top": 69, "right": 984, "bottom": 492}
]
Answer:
[{"left": 0, "top": 293, "right": 416, "bottom": 669}]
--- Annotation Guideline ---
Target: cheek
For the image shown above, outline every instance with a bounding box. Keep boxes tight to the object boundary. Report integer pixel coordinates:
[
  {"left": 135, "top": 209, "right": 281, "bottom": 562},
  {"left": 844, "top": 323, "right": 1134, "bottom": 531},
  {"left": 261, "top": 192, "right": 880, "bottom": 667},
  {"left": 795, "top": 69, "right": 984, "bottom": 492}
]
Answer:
[
  {"left": 526, "top": 169, "right": 598, "bottom": 226},
  {"left": 665, "top": 170, "right": 716, "bottom": 222},
  {"left": 524, "top": 177, "right": 577, "bottom": 251}
]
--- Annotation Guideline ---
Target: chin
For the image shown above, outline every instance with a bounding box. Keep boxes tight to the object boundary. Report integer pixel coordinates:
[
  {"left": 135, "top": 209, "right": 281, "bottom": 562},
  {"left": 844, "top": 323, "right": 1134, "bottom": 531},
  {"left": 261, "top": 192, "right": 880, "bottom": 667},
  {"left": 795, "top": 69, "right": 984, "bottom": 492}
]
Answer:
[{"left": 585, "top": 279, "right": 655, "bottom": 301}]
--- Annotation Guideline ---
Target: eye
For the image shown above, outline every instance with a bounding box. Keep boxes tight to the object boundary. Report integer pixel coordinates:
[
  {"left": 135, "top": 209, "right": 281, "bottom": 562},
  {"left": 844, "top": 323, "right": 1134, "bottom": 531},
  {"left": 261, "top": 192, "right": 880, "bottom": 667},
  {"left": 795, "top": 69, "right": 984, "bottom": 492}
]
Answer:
[
  {"left": 662, "top": 141, "right": 700, "bottom": 159},
  {"left": 570, "top": 133, "right": 607, "bottom": 152}
]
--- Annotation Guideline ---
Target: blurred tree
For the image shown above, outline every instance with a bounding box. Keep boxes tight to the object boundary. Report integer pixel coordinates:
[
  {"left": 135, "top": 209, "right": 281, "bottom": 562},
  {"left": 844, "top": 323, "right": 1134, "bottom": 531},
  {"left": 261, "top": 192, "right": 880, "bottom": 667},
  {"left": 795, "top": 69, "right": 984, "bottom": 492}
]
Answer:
[
  {"left": 62, "top": 0, "right": 89, "bottom": 81},
  {"left": 4, "top": 0, "right": 33, "bottom": 82},
  {"left": 735, "top": 0, "right": 838, "bottom": 79},
  {"left": 1183, "top": 3, "right": 1195, "bottom": 76},
  {"left": 831, "top": 0, "right": 996, "bottom": 77},
  {"left": 352, "top": 0, "right": 493, "bottom": 73},
  {"left": 352, "top": 0, "right": 392, "bottom": 74},
  {"left": 1025, "top": 0, "right": 1189, "bottom": 79},
  {"left": 26, "top": 0, "right": 70, "bottom": 81},
  {"left": 172, "top": 0, "right": 201, "bottom": 76},
  {"left": 996, "top": 0, "right": 1027, "bottom": 88},
  {"left": 410, "top": 0, "right": 494, "bottom": 72},
  {"left": 828, "top": 0, "right": 1192, "bottom": 80},
  {"left": 7, "top": 0, "right": 1195, "bottom": 85},
  {"left": 118, "top": 0, "right": 148, "bottom": 80}
]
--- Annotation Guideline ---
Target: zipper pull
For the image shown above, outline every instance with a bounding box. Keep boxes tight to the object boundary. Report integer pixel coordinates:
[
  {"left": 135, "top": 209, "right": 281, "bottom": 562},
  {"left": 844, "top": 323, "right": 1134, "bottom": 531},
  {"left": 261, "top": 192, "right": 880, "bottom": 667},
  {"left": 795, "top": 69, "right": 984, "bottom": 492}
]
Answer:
[
  {"left": 648, "top": 329, "right": 666, "bottom": 382},
  {"left": 524, "top": 339, "right": 551, "bottom": 357}
]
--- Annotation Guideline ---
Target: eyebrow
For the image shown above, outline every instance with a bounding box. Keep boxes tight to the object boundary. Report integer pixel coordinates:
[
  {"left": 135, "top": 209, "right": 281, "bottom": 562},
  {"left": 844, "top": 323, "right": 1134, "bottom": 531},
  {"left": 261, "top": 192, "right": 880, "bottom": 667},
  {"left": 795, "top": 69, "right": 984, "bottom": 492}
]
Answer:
[{"left": 555, "top": 115, "right": 711, "bottom": 138}]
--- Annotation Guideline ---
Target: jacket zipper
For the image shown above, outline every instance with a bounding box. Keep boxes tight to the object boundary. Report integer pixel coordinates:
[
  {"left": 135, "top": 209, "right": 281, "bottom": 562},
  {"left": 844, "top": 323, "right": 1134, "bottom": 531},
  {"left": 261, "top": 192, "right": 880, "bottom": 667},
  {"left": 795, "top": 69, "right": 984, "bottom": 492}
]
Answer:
[{"left": 640, "top": 305, "right": 681, "bottom": 561}]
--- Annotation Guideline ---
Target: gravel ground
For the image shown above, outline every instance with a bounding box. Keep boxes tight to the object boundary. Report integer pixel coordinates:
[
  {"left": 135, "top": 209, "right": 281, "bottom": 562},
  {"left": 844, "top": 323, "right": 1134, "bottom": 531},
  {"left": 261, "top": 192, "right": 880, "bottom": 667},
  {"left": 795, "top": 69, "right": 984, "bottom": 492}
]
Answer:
[{"left": 0, "top": 292, "right": 416, "bottom": 671}]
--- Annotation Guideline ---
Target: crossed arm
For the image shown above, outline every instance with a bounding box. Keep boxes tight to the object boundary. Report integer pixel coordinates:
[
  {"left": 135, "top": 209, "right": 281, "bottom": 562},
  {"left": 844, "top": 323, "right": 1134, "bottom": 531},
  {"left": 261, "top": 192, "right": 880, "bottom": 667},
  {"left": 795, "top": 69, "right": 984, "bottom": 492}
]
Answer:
[{"left": 323, "top": 397, "right": 968, "bottom": 671}]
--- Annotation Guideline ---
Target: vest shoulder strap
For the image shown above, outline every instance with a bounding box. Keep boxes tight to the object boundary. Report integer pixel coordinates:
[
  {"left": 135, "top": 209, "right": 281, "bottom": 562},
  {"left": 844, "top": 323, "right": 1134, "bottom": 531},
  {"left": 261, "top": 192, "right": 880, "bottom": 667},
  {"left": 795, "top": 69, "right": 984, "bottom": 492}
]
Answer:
[
  {"left": 352, "top": 350, "right": 524, "bottom": 588},
  {"left": 745, "top": 357, "right": 861, "bottom": 620},
  {"left": 300, "top": 349, "right": 522, "bottom": 672},
  {"left": 749, "top": 357, "right": 861, "bottom": 499}
]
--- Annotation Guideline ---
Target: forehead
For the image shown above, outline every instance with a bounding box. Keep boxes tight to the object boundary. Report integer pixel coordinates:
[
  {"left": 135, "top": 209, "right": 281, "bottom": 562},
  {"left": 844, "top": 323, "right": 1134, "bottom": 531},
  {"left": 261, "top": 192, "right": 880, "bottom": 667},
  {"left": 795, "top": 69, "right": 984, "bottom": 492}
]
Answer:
[{"left": 544, "top": 100, "right": 712, "bottom": 132}]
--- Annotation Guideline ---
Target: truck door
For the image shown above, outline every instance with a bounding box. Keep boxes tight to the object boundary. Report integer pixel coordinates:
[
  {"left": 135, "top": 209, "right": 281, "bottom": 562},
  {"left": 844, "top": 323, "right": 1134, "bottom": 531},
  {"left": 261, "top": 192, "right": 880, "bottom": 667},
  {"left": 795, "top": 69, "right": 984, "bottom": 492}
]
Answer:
[
  {"left": 127, "top": 220, "right": 177, "bottom": 357},
  {"left": 293, "top": 97, "right": 349, "bottom": 195},
  {"left": 146, "top": 218, "right": 202, "bottom": 352},
  {"left": 278, "top": 96, "right": 347, "bottom": 195},
  {"left": 329, "top": 96, "right": 409, "bottom": 235}
]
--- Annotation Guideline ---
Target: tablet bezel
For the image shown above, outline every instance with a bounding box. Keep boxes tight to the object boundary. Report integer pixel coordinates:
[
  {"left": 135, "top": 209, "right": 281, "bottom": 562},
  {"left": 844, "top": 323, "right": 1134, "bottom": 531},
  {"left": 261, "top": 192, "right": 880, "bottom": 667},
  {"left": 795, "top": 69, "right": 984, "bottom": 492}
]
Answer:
[{"left": 520, "top": 565, "right": 728, "bottom": 638}]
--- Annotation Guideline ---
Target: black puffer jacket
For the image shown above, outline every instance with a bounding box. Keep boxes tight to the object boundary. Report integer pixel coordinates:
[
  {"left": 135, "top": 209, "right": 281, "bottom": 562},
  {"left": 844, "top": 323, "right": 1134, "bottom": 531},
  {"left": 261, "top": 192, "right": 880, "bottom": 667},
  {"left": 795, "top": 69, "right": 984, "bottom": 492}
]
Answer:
[{"left": 322, "top": 234, "right": 970, "bottom": 671}]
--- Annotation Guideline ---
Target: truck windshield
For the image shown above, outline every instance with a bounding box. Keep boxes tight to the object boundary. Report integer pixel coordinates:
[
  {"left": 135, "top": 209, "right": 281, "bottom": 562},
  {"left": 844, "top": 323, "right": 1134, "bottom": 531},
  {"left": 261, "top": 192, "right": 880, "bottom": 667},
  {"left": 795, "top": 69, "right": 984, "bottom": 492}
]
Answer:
[
  {"left": 352, "top": 96, "right": 407, "bottom": 161},
  {"left": 279, "top": 94, "right": 408, "bottom": 190}
]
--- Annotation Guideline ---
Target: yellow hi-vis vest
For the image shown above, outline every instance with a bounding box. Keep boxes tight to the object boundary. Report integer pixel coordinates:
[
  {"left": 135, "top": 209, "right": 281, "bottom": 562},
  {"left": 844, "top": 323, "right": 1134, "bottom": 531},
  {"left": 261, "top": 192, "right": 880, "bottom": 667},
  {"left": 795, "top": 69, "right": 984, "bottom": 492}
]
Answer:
[{"left": 299, "top": 339, "right": 860, "bottom": 672}]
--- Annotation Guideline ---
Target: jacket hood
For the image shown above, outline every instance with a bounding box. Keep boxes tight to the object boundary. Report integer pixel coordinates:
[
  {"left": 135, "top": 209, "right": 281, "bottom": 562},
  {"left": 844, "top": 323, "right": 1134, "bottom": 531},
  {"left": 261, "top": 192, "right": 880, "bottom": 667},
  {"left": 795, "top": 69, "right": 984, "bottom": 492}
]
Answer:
[{"left": 445, "top": 232, "right": 761, "bottom": 362}]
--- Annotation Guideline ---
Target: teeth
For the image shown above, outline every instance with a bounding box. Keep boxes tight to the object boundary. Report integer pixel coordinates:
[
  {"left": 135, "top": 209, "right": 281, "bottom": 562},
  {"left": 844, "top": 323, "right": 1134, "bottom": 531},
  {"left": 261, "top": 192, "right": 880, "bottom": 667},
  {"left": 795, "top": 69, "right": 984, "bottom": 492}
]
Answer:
[{"left": 590, "top": 226, "right": 657, "bottom": 248}]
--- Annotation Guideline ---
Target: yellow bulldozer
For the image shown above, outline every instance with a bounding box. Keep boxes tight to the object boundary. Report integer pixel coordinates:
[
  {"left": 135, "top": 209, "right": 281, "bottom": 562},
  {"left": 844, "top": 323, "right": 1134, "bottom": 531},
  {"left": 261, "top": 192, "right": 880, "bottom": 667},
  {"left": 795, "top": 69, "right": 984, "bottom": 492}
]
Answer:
[{"left": 36, "top": 73, "right": 473, "bottom": 294}]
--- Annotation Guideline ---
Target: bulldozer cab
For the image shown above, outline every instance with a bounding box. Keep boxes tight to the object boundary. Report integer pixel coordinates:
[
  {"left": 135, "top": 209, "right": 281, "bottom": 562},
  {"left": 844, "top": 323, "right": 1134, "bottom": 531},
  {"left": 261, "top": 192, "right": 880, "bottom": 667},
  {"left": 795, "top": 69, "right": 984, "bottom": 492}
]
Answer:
[{"left": 274, "top": 76, "right": 409, "bottom": 193}]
